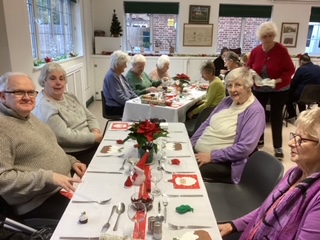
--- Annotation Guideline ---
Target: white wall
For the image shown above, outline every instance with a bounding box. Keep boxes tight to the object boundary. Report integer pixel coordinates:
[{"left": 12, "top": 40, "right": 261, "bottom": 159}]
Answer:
[{"left": 92, "top": 0, "right": 320, "bottom": 55}]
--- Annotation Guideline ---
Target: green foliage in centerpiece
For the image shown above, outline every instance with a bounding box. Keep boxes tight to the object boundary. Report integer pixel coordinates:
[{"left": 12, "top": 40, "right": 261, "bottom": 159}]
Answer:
[{"left": 121, "top": 119, "right": 168, "bottom": 153}]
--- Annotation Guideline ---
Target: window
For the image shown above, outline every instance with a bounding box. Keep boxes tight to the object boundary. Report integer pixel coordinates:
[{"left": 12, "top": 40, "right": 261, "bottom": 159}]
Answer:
[
  {"left": 124, "top": 2, "right": 179, "bottom": 53},
  {"left": 217, "top": 4, "right": 272, "bottom": 54},
  {"left": 126, "top": 13, "right": 177, "bottom": 52},
  {"left": 306, "top": 8, "right": 320, "bottom": 56},
  {"left": 27, "top": 0, "right": 74, "bottom": 61}
]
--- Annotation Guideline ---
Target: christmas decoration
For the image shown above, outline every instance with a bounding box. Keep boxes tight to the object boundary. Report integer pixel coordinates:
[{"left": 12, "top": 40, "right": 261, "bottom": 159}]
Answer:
[{"left": 109, "top": 9, "right": 122, "bottom": 37}]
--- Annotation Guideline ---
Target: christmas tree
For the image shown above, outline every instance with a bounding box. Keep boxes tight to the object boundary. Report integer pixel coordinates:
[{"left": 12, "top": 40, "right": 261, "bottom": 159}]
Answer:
[{"left": 110, "top": 9, "right": 122, "bottom": 37}]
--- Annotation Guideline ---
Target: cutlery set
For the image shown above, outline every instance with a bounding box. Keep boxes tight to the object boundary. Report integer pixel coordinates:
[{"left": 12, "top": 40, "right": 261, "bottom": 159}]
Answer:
[{"left": 101, "top": 202, "right": 126, "bottom": 233}]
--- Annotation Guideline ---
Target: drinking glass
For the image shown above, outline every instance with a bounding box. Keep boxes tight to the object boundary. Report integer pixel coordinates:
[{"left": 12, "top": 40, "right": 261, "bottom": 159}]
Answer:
[
  {"left": 150, "top": 168, "right": 163, "bottom": 196},
  {"left": 127, "top": 201, "right": 147, "bottom": 239}
]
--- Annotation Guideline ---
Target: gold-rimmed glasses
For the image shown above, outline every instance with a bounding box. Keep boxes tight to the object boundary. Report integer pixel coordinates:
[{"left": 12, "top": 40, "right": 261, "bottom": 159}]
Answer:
[{"left": 289, "top": 132, "right": 319, "bottom": 146}]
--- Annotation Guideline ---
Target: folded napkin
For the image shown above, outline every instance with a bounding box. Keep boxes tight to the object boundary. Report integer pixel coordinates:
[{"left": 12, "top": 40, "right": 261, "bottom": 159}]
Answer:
[{"left": 251, "top": 70, "right": 276, "bottom": 88}]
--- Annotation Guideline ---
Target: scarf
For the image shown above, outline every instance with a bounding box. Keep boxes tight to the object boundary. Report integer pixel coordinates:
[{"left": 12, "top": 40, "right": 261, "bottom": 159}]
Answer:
[{"left": 240, "top": 167, "right": 320, "bottom": 240}]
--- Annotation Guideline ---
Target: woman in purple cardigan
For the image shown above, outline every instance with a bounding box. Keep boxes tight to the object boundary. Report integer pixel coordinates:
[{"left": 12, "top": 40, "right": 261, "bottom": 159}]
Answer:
[
  {"left": 219, "top": 107, "right": 320, "bottom": 239},
  {"left": 191, "top": 67, "right": 265, "bottom": 184}
]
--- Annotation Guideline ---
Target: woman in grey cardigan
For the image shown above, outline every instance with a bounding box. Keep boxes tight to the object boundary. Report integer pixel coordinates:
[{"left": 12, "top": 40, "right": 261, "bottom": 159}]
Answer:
[{"left": 33, "top": 62, "right": 102, "bottom": 166}]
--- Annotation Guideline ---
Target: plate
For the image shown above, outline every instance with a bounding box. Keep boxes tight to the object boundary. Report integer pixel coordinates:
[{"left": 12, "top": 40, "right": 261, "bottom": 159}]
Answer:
[{"left": 109, "top": 122, "right": 131, "bottom": 131}]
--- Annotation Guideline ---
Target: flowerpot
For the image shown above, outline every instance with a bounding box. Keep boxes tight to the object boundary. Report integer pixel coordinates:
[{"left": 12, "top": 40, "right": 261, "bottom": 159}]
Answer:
[
  {"left": 140, "top": 47, "right": 144, "bottom": 53},
  {"left": 169, "top": 47, "right": 174, "bottom": 54},
  {"left": 138, "top": 146, "right": 154, "bottom": 165}
]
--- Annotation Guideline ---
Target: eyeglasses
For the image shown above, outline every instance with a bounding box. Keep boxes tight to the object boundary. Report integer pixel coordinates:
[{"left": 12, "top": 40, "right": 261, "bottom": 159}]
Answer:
[
  {"left": 289, "top": 132, "right": 319, "bottom": 146},
  {"left": 4, "top": 90, "right": 38, "bottom": 98},
  {"left": 261, "top": 34, "right": 274, "bottom": 39}
]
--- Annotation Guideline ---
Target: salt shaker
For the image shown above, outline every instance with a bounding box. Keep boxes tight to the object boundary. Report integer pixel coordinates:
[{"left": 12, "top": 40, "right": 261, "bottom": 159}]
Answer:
[{"left": 153, "top": 221, "right": 162, "bottom": 239}]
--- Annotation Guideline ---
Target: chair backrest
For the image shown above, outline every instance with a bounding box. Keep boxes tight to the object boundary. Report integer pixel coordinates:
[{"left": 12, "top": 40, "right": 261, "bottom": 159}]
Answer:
[
  {"left": 240, "top": 151, "right": 284, "bottom": 199},
  {"left": 192, "top": 106, "right": 215, "bottom": 134},
  {"left": 100, "top": 91, "right": 122, "bottom": 119},
  {"left": 298, "top": 84, "right": 320, "bottom": 106}
]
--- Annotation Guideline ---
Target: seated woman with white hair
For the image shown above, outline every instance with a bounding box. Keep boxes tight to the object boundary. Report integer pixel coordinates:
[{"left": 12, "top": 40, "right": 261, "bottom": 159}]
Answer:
[
  {"left": 149, "top": 54, "right": 171, "bottom": 81},
  {"left": 126, "top": 54, "right": 162, "bottom": 95},
  {"left": 103, "top": 50, "right": 137, "bottom": 116},
  {"left": 191, "top": 67, "right": 265, "bottom": 184}
]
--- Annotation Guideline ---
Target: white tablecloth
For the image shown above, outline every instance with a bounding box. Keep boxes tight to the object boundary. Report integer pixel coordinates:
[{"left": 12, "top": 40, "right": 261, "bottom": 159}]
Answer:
[
  {"left": 51, "top": 123, "right": 222, "bottom": 240},
  {"left": 122, "top": 90, "right": 206, "bottom": 122}
]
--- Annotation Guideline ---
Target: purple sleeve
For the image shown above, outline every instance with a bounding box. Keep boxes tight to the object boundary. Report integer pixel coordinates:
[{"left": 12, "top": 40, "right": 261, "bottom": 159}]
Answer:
[{"left": 232, "top": 208, "right": 259, "bottom": 232}]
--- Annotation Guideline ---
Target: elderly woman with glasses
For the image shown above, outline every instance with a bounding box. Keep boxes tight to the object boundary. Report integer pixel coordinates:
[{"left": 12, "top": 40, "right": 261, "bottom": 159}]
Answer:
[
  {"left": 191, "top": 67, "right": 265, "bottom": 184},
  {"left": 247, "top": 21, "right": 295, "bottom": 159},
  {"left": 126, "top": 54, "right": 162, "bottom": 95},
  {"left": 219, "top": 107, "right": 320, "bottom": 239},
  {"left": 33, "top": 62, "right": 102, "bottom": 166}
]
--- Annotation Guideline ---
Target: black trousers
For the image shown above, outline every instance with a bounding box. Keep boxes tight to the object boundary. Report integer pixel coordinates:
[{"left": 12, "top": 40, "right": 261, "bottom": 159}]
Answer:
[
  {"left": 200, "top": 162, "right": 232, "bottom": 183},
  {"left": 253, "top": 90, "right": 289, "bottom": 149},
  {"left": 105, "top": 105, "right": 124, "bottom": 116},
  {"left": 67, "top": 143, "right": 99, "bottom": 166},
  {"left": 20, "top": 192, "right": 69, "bottom": 220},
  {"left": 286, "top": 90, "right": 306, "bottom": 117}
]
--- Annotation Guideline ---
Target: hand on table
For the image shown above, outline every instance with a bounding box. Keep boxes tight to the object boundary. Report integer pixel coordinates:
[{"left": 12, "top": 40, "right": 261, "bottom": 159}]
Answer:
[
  {"left": 218, "top": 223, "right": 234, "bottom": 237},
  {"left": 72, "top": 162, "right": 86, "bottom": 177},
  {"left": 148, "top": 87, "right": 158, "bottom": 93},
  {"left": 195, "top": 152, "right": 211, "bottom": 167},
  {"left": 52, "top": 172, "right": 82, "bottom": 192},
  {"left": 93, "top": 131, "right": 103, "bottom": 143}
]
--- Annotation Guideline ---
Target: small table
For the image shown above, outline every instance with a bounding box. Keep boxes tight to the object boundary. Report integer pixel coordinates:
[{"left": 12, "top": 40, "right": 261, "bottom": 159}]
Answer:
[{"left": 122, "top": 89, "right": 206, "bottom": 122}]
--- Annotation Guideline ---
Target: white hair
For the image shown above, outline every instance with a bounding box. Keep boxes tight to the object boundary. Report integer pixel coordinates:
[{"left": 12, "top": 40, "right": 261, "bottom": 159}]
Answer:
[{"left": 156, "top": 55, "right": 170, "bottom": 69}]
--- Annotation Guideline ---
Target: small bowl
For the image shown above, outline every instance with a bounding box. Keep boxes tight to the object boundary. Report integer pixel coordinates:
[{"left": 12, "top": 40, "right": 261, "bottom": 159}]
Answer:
[{"left": 131, "top": 192, "right": 154, "bottom": 211}]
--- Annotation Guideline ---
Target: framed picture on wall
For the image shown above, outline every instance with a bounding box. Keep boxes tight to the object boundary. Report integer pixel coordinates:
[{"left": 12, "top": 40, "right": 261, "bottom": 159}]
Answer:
[
  {"left": 183, "top": 24, "right": 213, "bottom": 46},
  {"left": 280, "top": 22, "right": 299, "bottom": 47},
  {"left": 189, "top": 5, "right": 210, "bottom": 24}
]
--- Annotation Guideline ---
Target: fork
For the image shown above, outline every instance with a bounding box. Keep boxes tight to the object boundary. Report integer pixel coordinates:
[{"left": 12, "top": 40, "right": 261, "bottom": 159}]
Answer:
[
  {"left": 71, "top": 198, "right": 112, "bottom": 204},
  {"left": 168, "top": 223, "right": 212, "bottom": 230},
  {"left": 158, "top": 165, "right": 194, "bottom": 174},
  {"left": 119, "top": 158, "right": 127, "bottom": 171}
]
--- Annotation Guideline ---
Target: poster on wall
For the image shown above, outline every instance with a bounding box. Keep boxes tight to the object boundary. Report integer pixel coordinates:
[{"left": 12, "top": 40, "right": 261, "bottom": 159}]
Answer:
[
  {"left": 183, "top": 24, "right": 213, "bottom": 46},
  {"left": 280, "top": 22, "right": 299, "bottom": 48}
]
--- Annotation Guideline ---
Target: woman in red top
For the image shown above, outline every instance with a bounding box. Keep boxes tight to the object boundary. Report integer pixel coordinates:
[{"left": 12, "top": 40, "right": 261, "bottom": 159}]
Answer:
[{"left": 247, "top": 21, "right": 295, "bottom": 159}]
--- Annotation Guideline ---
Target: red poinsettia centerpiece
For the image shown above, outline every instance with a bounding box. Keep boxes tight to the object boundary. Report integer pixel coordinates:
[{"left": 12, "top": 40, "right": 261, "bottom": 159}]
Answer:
[
  {"left": 119, "top": 119, "right": 168, "bottom": 153},
  {"left": 172, "top": 73, "right": 191, "bottom": 92}
]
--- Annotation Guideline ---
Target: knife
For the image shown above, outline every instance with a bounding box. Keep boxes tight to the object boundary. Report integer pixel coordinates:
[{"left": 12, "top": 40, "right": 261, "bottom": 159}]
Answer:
[
  {"left": 166, "top": 155, "right": 191, "bottom": 158},
  {"left": 86, "top": 171, "right": 122, "bottom": 174},
  {"left": 163, "top": 194, "right": 204, "bottom": 197}
]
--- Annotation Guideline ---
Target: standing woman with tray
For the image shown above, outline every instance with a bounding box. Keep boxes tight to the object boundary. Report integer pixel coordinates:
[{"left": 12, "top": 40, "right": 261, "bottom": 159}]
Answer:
[{"left": 247, "top": 21, "right": 295, "bottom": 159}]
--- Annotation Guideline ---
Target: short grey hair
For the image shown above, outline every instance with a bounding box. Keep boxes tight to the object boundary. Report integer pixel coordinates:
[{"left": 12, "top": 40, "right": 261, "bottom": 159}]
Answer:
[
  {"left": 224, "top": 67, "right": 253, "bottom": 89},
  {"left": 256, "top": 21, "right": 278, "bottom": 41},
  {"left": 0, "top": 72, "right": 33, "bottom": 91},
  {"left": 110, "top": 50, "right": 131, "bottom": 70},
  {"left": 200, "top": 60, "right": 215, "bottom": 75},
  {"left": 295, "top": 107, "right": 320, "bottom": 144},
  {"left": 156, "top": 55, "right": 170, "bottom": 69},
  {"left": 38, "top": 62, "right": 67, "bottom": 87},
  {"left": 225, "top": 51, "right": 241, "bottom": 66},
  {"left": 131, "top": 54, "right": 146, "bottom": 65}
]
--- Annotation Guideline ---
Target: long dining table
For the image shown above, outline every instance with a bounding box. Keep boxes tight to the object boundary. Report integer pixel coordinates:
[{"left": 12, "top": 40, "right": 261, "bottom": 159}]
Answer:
[
  {"left": 122, "top": 89, "right": 206, "bottom": 122},
  {"left": 51, "top": 122, "right": 222, "bottom": 240}
]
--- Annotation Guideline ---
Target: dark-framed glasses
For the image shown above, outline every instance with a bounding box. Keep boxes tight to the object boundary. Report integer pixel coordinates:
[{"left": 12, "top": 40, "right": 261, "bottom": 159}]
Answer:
[
  {"left": 4, "top": 90, "right": 38, "bottom": 98},
  {"left": 289, "top": 132, "right": 319, "bottom": 146}
]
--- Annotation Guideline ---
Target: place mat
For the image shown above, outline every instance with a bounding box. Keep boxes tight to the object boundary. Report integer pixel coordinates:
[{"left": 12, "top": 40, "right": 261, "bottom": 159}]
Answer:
[
  {"left": 170, "top": 174, "right": 200, "bottom": 189},
  {"left": 165, "top": 142, "right": 182, "bottom": 151},
  {"left": 180, "top": 230, "right": 212, "bottom": 240},
  {"left": 109, "top": 122, "right": 131, "bottom": 131}
]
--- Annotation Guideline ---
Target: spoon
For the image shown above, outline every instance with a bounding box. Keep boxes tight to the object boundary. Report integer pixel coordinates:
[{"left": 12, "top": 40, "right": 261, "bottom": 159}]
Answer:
[
  {"left": 101, "top": 205, "right": 117, "bottom": 233},
  {"left": 162, "top": 198, "right": 168, "bottom": 223},
  {"left": 155, "top": 201, "right": 164, "bottom": 222},
  {"left": 113, "top": 202, "right": 125, "bottom": 231}
]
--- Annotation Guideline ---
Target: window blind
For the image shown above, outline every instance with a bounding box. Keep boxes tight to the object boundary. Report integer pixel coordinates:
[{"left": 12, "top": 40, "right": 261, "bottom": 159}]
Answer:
[{"left": 124, "top": 2, "right": 179, "bottom": 14}]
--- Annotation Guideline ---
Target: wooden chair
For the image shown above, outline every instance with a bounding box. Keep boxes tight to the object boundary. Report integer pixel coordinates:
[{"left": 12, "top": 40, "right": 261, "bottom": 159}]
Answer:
[
  {"left": 101, "top": 91, "right": 122, "bottom": 135},
  {"left": 205, "top": 151, "right": 284, "bottom": 223}
]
